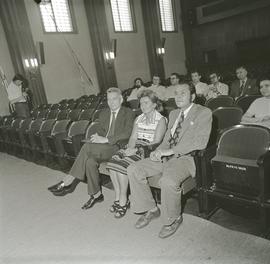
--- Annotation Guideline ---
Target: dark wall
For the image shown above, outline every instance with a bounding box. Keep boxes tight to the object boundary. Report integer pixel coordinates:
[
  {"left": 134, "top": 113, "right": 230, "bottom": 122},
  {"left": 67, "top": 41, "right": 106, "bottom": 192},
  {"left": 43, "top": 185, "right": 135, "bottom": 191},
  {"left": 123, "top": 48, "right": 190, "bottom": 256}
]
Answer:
[{"left": 181, "top": 0, "right": 270, "bottom": 76}]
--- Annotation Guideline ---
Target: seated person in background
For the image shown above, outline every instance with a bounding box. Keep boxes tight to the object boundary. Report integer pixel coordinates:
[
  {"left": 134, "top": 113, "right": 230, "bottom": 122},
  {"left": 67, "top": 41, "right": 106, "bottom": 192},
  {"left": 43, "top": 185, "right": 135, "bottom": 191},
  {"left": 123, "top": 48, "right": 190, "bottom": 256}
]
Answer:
[
  {"left": 191, "top": 70, "right": 209, "bottom": 98},
  {"left": 127, "top": 83, "right": 212, "bottom": 239},
  {"left": 106, "top": 90, "right": 167, "bottom": 218},
  {"left": 127, "top": 77, "right": 146, "bottom": 102},
  {"left": 241, "top": 77, "right": 270, "bottom": 128},
  {"left": 146, "top": 75, "right": 166, "bottom": 101},
  {"left": 165, "top": 73, "right": 181, "bottom": 100},
  {"left": 206, "top": 72, "right": 229, "bottom": 100},
  {"left": 230, "top": 65, "right": 258, "bottom": 99},
  {"left": 48, "top": 88, "right": 135, "bottom": 209}
]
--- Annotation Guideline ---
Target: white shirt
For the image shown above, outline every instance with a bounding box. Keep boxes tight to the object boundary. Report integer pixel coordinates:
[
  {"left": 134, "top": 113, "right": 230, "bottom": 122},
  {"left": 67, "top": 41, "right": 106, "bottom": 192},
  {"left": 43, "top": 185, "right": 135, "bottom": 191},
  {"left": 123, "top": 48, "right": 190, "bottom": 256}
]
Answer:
[
  {"left": 170, "top": 103, "right": 194, "bottom": 136},
  {"left": 106, "top": 107, "right": 121, "bottom": 137},
  {"left": 146, "top": 84, "right": 166, "bottom": 101},
  {"left": 246, "top": 97, "right": 270, "bottom": 119},
  {"left": 127, "top": 86, "right": 146, "bottom": 101},
  {"left": 194, "top": 82, "right": 209, "bottom": 97},
  {"left": 165, "top": 85, "right": 177, "bottom": 100},
  {"left": 6, "top": 81, "right": 26, "bottom": 103}
]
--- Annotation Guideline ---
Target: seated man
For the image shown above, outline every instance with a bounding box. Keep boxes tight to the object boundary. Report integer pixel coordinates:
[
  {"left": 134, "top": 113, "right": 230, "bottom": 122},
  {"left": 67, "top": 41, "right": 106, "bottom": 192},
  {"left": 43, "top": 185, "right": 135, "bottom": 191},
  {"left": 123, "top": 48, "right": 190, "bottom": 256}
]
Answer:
[
  {"left": 230, "top": 65, "right": 258, "bottom": 99},
  {"left": 127, "top": 77, "right": 146, "bottom": 102},
  {"left": 241, "top": 77, "right": 270, "bottom": 128},
  {"left": 164, "top": 73, "right": 181, "bottom": 100},
  {"left": 48, "top": 88, "right": 135, "bottom": 209},
  {"left": 207, "top": 72, "right": 229, "bottom": 100},
  {"left": 146, "top": 75, "right": 166, "bottom": 101},
  {"left": 127, "top": 83, "right": 212, "bottom": 238},
  {"left": 191, "top": 70, "right": 209, "bottom": 98}
]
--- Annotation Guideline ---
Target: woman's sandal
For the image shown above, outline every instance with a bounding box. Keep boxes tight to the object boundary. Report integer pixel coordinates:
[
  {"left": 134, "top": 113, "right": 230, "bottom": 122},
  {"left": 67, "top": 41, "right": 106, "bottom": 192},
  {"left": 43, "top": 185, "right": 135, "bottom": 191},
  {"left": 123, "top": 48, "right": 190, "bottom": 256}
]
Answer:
[
  {"left": 114, "top": 200, "right": 130, "bottom": 218},
  {"left": 109, "top": 200, "right": 119, "bottom": 213}
]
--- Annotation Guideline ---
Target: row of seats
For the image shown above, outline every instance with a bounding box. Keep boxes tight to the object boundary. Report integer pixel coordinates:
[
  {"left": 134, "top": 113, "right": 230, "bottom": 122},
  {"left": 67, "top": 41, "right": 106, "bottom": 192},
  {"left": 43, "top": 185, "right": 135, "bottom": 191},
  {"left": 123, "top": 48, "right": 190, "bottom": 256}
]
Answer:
[{"left": 1, "top": 93, "right": 270, "bottom": 236}]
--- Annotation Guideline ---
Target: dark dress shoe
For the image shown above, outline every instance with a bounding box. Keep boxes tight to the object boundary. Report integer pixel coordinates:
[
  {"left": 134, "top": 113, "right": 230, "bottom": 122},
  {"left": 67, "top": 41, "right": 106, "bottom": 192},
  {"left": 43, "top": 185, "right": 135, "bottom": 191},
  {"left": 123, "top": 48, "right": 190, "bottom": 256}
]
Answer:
[
  {"left": 81, "top": 194, "right": 104, "bottom": 210},
  {"left": 52, "top": 179, "right": 80, "bottom": 196},
  {"left": 48, "top": 181, "right": 63, "bottom": 192}
]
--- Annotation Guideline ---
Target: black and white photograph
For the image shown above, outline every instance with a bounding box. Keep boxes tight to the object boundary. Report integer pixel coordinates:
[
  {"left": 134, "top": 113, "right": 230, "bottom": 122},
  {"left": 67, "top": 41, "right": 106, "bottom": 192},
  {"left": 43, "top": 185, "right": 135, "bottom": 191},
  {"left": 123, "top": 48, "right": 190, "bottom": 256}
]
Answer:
[{"left": 0, "top": 0, "right": 270, "bottom": 263}]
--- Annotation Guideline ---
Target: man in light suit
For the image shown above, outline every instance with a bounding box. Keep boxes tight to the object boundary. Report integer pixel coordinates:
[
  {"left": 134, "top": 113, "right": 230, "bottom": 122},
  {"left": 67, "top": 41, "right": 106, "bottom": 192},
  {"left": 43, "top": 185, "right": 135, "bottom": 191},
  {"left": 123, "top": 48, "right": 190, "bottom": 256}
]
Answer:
[
  {"left": 230, "top": 66, "right": 258, "bottom": 99},
  {"left": 127, "top": 83, "right": 212, "bottom": 238},
  {"left": 48, "top": 88, "right": 135, "bottom": 209}
]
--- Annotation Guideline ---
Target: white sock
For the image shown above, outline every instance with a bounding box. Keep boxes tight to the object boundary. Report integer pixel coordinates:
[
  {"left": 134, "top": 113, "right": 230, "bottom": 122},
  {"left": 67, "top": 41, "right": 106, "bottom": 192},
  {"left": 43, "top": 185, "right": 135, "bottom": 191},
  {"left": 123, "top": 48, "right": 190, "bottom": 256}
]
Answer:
[{"left": 93, "top": 191, "right": 101, "bottom": 198}]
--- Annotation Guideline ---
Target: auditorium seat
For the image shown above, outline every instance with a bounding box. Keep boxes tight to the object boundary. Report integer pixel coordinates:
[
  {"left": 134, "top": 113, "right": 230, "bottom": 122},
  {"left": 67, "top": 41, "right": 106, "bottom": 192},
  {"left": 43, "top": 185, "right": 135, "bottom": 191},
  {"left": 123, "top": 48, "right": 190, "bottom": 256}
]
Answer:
[
  {"left": 235, "top": 95, "right": 262, "bottom": 114},
  {"left": 164, "top": 98, "right": 177, "bottom": 115},
  {"left": 205, "top": 95, "right": 234, "bottom": 111},
  {"left": 203, "top": 125, "right": 270, "bottom": 234},
  {"left": 61, "top": 119, "right": 90, "bottom": 160},
  {"left": 0, "top": 115, "right": 15, "bottom": 152},
  {"left": 212, "top": 107, "right": 243, "bottom": 131}
]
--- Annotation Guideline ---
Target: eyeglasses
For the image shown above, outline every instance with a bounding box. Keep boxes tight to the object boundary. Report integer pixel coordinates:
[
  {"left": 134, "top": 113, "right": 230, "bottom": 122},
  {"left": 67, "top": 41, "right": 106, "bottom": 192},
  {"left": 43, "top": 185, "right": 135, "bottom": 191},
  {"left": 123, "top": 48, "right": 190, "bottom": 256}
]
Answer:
[{"left": 170, "top": 77, "right": 177, "bottom": 80}]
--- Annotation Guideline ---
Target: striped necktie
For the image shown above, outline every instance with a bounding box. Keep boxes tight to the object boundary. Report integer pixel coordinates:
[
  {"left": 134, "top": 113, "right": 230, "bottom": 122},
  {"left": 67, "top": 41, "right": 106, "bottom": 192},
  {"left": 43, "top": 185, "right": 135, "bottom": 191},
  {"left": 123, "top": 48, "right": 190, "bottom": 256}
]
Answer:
[{"left": 169, "top": 111, "right": 184, "bottom": 148}]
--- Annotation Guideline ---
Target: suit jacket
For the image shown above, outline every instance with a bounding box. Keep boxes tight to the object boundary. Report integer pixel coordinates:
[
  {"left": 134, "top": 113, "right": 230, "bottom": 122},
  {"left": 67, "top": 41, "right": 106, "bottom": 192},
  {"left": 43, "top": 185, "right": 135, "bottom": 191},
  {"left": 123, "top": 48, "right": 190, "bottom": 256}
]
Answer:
[
  {"left": 158, "top": 104, "right": 212, "bottom": 156},
  {"left": 230, "top": 78, "right": 258, "bottom": 98},
  {"left": 94, "top": 106, "right": 135, "bottom": 146}
]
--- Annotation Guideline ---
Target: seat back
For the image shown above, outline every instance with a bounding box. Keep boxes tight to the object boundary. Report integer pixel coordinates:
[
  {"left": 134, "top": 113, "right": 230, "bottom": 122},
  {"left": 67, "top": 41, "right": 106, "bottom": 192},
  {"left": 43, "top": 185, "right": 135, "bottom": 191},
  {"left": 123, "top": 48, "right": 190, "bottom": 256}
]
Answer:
[
  {"left": 212, "top": 125, "right": 270, "bottom": 196},
  {"left": 39, "top": 119, "right": 56, "bottom": 132},
  {"left": 79, "top": 109, "right": 95, "bottom": 121},
  {"left": 46, "top": 110, "right": 59, "bottom": 120},
  {"left": 217, "top": 125, "right": 270, "bottom": 159},
  {"left": 67, "top": 120, "right": 90, "bottom": 138},
  {"left": 56, "top": 110, "right": 70, "bottom": 120},
  {"left": 19, "top": 118, "right": 32, "bottom": 131},
  {"left": 68, "top": 109, "right": 82, "bottom": 121},
  {"left": 206, "top": 95, "right": 234, "bottom": 111},
  {"left": 235, "top": 95, "right": 262, "bottom": 114},
  {"left": 84, "top": 122, "right": 100, "bottom": 140},
  {"left": 51, "top": 120, "right": 70, "bottom": 136},
  {"left": 212, "top": 107, "right": 243, "bottom": 131}
]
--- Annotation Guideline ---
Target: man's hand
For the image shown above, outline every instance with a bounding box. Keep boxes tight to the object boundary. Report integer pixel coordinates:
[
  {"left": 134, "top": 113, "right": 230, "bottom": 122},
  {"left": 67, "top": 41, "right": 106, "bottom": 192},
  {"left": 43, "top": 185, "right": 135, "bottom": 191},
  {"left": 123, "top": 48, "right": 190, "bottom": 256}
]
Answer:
[
  {"left": 150, "top": 149, "right": 175, "bottom": 162},
  {"left": 90, "top": 133, "right": 108, "bottom": 144}
]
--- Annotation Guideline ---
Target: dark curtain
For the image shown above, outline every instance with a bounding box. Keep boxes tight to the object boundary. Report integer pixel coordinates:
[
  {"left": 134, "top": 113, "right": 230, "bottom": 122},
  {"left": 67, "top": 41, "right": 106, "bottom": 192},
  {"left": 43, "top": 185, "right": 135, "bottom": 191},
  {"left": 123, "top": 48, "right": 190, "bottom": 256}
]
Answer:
[
  {"left": 141, "top": 0, "right": 165, "bottom": 80},
  {"left": 84, "top": 0, "right": 117, "bottom": 92},
  {"left": 0, "top": 0, "right": 47, "bottom": 106}
]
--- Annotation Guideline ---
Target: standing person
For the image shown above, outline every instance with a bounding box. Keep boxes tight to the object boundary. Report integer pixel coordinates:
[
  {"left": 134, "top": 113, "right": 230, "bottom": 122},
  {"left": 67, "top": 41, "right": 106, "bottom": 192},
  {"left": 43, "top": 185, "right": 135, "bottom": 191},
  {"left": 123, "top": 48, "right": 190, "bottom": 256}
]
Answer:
[
  {"left": 230, "top": 65, "right": 258, "bottom": 99},
  {"left": 191, "top": 70, "right": 209, "bottom": 98},
  {"left": 146, "top": 75, "right": 166, "bottom": 101},
  {"left": 206, "top": 72, "right": 229, "bottom": 100},
  {"left": 127, "top": 83, "right": 212, "bottom": 238},
  {"left": 6, "top": 74, "right": 30, "bottom": 117},
  {"left": 22, "top": 78, "right": 34, "bottom": 111},
  {"left": 106, "top": 90, "right": 166, "bottom": 218},
  {"left": 48, "top": 88, "right": 135, "bottom": 209}
]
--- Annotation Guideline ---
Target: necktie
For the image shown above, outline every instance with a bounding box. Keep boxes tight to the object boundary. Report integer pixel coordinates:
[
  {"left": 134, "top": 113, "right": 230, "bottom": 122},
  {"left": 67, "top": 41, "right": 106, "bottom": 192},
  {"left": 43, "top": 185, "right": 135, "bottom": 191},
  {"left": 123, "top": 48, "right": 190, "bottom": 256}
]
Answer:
[
  {"left": 169, "top": 111, "right": 184, "bottom": 148},
  {"left": 107, "top": 112, "right": 116, "bottom": 138},
  {"left": 240, "top": 81, "right": 245, "bottom": 96}
]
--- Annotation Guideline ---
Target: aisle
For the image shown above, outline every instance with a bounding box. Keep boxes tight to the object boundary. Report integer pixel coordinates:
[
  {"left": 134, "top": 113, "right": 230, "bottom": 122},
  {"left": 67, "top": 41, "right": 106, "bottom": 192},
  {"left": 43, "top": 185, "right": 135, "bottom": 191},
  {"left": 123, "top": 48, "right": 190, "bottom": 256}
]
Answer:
[{"left": 0, "top": 153, "right": 270, "bottom": 264}]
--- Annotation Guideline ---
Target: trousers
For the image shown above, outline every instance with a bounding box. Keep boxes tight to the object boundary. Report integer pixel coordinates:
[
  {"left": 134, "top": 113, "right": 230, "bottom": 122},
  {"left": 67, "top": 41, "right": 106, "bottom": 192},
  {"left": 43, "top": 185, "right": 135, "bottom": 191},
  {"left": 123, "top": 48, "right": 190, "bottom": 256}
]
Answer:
[
  {"left": 127, "top": 156, "right": 195, "bottom": 225},
  {"left": 69, "top": 142, "right": 119, "bottom": 195}
]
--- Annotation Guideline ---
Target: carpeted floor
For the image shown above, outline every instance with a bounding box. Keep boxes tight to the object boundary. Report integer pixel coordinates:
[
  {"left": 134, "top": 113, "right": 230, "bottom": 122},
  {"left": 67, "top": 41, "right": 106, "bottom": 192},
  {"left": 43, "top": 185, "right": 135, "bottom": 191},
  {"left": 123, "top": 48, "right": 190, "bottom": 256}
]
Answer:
[{"left": 1, "top": 152, "right": 270, "bottom": 264}]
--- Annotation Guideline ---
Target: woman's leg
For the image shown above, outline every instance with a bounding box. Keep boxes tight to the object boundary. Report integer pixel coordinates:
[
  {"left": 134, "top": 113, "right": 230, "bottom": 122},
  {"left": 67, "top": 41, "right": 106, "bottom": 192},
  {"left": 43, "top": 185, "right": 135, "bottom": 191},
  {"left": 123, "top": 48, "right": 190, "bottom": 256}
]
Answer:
[
  {"left": 109, "top": 170, "right": 120, "bottom": 201},
  {"left": 118, "top": 172, "right": 129, "bottom": 206}
]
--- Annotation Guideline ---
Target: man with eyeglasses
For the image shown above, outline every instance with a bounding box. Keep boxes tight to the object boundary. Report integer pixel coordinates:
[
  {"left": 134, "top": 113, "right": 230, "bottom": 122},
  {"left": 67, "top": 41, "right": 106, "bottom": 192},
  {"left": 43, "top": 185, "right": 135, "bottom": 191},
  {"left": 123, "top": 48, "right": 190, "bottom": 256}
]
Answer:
[{"left": 206, "top": 72, "right": 229, "bottom": 100}]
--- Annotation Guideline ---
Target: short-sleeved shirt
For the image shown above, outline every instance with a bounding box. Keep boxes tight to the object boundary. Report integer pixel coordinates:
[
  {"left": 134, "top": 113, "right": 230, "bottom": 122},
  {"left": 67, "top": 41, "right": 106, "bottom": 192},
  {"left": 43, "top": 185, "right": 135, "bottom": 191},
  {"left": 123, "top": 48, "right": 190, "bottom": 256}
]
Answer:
[
  {"left": 146, "top": 85, "right": 166, "bottom": 101},
  {"left": 207, "top": 82, "right": 229, "bottom": 99},
  {"left": 6, "top": 82, "right": 26, "bottom": 103},
  {"left": 246, "top": 97, "right": 270, "bottom": 118},
  {"left": 127, "top": 86, "right": 146, "bottom": 101},
  {"left": 195, "top": 82, "right": 209, "bottom": 97}
]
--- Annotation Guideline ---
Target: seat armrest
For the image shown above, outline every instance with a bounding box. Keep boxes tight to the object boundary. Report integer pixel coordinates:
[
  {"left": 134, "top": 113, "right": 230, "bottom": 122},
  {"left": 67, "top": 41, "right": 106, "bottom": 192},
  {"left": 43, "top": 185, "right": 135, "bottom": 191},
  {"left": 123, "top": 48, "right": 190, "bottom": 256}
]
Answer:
[{"left": 257, "top": 151, "right": 270, "bottom": 166}]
